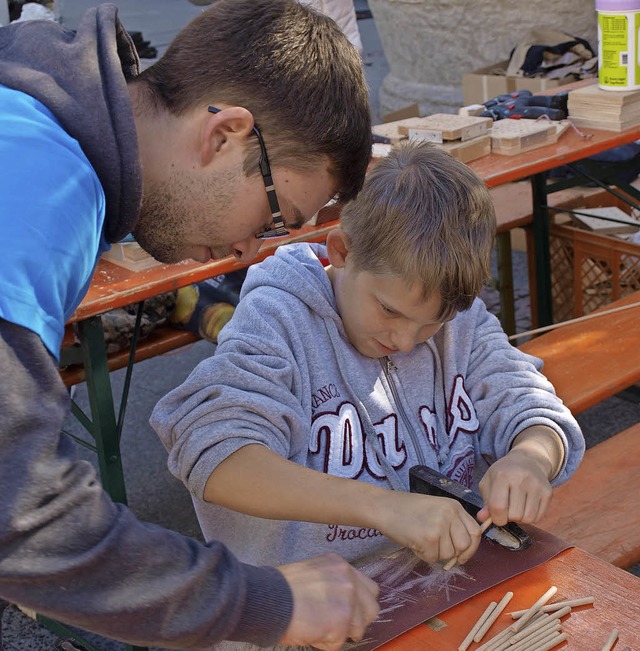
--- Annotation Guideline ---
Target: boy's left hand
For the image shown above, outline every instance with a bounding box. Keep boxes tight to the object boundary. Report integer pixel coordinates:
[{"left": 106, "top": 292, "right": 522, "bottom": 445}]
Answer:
[{"left": 477, "top": 448, "right": 553, "bottom": 527}]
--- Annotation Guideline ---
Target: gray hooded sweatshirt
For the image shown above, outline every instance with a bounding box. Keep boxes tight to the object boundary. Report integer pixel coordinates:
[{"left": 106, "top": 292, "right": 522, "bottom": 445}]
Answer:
[
  {"left": 0, "top": 5, "right": 291, "bottom": 648},
  {"left": 152, "top": 243, "right": 585, "bottom": 572}
]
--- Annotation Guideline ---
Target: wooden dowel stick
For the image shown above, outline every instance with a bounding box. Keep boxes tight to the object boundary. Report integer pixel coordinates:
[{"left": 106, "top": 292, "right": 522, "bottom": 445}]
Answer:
[
  {"left": 600, "top": 628, "right": 619, "bottom": 651},
  {"left": 458, "top": 601, "right": 497, "bottom": 651},
  {"left": 509, "top": 596, "right": 594, "bottom": 618},
  {"left": 444, "top": 518, "right": 494, "bottom": 570},
  {"left": 511, "top": 586, "right": 558, "bottom": 632},
  {"left": 530, "top": 631, "right": 568, "bottom": 651},
  {"left": 443, "top": 555, "right": 458, "bottom": 571},
  {"left": 490, "top": 613, "right": 548, "bottom": 651},
  {"left": 473, "top": 592, "right": 514, "bottom": 643},
  {"left": 507, "top": 300, "right": 640, "bottom": 342},
  {"left": 509, "top": 613, "right": 554, "bottom": 644},
  {"left": 475, "top": 622, "right": 514, "bottom": 651},
  {"left": 510, "top": 622, "right": 562, "bottom": 651},
  {"left": 493, "top": 636, "right": 518, "bottom": 651},
  {"left": 478, "top": 611, "right": 546, "bottom": 651}
]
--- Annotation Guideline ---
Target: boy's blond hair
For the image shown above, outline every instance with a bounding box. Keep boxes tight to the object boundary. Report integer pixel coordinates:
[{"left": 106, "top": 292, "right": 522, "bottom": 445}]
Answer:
[{"left": 339, "top": 142, "right": 496, "bottom": 319}]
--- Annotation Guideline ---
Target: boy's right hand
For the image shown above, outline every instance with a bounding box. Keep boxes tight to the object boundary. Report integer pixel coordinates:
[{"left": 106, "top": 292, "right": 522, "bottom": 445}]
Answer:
[
  {"left": 379, "top": 492, "right": 482, "bottom": 566},
  {"left": 277, "top": 553, "right": 380, "bottom": 651}
]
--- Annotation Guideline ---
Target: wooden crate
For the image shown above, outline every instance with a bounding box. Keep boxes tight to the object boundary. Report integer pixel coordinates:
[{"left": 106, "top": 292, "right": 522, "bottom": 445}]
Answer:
[{"left": 548, "top": 223, "right": 640, "bottom": 322}]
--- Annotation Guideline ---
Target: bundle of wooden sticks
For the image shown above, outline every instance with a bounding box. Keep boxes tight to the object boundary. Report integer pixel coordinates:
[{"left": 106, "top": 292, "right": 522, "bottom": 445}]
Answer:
[{"left": 458, "top": 586, "right": 626, "bottom": 651}]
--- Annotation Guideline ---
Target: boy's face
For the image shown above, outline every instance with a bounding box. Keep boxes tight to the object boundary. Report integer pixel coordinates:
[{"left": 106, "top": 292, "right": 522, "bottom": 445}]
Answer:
[{"left": 331, "top": 264, "right": 448, "bottom": 358}]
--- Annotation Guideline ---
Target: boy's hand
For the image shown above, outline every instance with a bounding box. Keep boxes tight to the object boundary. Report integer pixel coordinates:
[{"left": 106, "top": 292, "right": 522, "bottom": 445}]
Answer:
[
  {"left": 277, "top": 553, "right": 380, "bottom": 650},
  {"left": 379, "top": 492, "right": 482, "bottom": 566},
  {"left": 477, "top": 448, "right": 553, "bottom": 526},
  {"left": 478, "top": 425, "right": 564, "bottom": 527}
]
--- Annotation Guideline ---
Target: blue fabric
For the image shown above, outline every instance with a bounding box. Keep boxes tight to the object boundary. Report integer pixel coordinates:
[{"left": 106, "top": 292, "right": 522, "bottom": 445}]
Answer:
[{"left": 0, "top": 85, "right": 108, "bottom": 360}]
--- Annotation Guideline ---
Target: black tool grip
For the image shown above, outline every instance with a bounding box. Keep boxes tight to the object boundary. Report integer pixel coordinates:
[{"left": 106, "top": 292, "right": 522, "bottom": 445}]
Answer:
[
  {"left": 409, "top": 465, "right": 482, "bottom": 515},
  {"left": 409, "top": 465, "right": 532, "bottom": 551}
]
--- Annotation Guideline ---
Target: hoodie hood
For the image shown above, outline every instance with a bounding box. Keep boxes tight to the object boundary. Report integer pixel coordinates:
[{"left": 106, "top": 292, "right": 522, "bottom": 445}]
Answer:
[
  {"left": 0, "top": 4, "right": 142, "bottom": 242},
  {"left": 241, "top": 241, "right": 341, "bottom": 322}
]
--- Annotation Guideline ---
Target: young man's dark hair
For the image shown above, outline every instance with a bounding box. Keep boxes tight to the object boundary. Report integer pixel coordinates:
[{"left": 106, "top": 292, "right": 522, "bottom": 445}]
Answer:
[{"left": 136, "top": 0, "right": 372, "bottom": 203}]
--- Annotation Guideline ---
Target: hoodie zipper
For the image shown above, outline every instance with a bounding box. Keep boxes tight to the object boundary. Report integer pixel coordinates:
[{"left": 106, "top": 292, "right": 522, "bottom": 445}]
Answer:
[{"left": 382, "top": 357, "right": 427, "bottom": 466}]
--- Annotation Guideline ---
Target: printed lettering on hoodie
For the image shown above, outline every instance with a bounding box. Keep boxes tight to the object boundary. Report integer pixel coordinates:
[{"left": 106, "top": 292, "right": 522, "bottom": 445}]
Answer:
[{"left": 309, "top": 374, "right": 478, "bottom": 482}]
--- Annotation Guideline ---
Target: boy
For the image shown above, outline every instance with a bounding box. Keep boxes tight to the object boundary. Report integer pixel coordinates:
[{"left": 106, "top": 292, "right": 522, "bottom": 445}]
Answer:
[{"left": 152, "top": 141, "right": 584, "bottom": 585}]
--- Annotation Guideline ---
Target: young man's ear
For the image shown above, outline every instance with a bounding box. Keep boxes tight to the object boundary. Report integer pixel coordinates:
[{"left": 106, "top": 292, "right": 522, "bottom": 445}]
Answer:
[
  {"left": 200, "top": 106, "right": 255, "bottom": 167},
  {"left": 325, "top": 228, "right": 351, "bottom": 268}
]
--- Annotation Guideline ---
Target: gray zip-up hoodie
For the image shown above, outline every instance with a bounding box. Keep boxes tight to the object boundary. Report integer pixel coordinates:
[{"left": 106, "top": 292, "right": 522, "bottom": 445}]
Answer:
[
  {"left": 0, "top": 6, "right": 291, "bottom": 648},
  {"left": 152, "top": 243, "right": 585, "bottom": 572}
]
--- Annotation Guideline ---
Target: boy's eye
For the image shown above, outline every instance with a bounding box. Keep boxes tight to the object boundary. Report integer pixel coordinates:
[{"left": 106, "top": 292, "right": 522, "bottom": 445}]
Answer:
[{"left": 380, "top": 303, "right": 397, "bottom": 315}]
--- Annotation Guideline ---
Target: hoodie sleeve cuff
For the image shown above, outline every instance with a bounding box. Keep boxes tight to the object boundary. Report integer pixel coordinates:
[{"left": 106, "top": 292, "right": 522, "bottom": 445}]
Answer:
[{"left": 229, "top": 564, "right": 293, "bottom": 646}]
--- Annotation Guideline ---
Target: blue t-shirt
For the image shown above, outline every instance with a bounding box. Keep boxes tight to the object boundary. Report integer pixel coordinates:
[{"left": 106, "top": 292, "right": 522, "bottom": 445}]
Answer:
[{"left": 0, "top": 86, "right": 109, "bottom": 360}]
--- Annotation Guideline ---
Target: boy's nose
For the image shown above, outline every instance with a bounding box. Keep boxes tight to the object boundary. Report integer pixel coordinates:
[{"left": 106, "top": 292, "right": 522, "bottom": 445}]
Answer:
[{"left": 390, "top": 327, "right": 421, "bottom": 354}]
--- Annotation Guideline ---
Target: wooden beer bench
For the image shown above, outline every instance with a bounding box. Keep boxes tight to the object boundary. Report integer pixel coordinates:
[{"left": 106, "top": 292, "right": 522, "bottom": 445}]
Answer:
[{"left": 518, "top": 290, "right": 640, "bottom": 568}]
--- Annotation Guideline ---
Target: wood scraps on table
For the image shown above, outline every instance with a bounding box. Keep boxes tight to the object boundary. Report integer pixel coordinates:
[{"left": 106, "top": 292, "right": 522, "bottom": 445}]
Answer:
[{"left": 340, "top": 526, "right": 569, "bottom": 651}]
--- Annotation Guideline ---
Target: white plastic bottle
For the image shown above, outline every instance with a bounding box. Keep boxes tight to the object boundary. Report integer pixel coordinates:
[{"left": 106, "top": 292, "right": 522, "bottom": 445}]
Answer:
[{"left": 597, "top": 0, "right": 640, "bottom": 90}]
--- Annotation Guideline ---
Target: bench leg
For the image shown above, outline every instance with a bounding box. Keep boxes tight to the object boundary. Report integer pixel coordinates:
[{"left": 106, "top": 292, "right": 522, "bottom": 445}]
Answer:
[
  {"left": 495, "top": 231, "right": 516, "bottom": 335},
  {"left": 531, "top": 173, "right": 554, "bottom": 326},
  {"left": 75, "top": 316, "right": 128, "bottom": 504}
]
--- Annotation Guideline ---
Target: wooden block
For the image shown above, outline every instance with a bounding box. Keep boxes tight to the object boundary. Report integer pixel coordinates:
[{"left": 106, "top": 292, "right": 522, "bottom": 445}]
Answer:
[
  {"left": 382, "top": 103, "right": 420, "bottom": 122},
  {"left": 101, "top": 242, "right": 163, "bottom": 272},
  {"left": 490, "top": 119, "right": 557, "bottom": 155},
  {"left": 458, "top": 104, "right": 485, "bottom": 117},
  {"left": 397, "top": 114, "right": 493, "bottom": 142},
  {"left": 371, "top": 142, "right": 393, "bottom": 159},
  {"left": 435, "top": 134, "right": 491, "bottom": 163},
  {"left": 372, "top": 121, "right": 407, "bottom": 145}
]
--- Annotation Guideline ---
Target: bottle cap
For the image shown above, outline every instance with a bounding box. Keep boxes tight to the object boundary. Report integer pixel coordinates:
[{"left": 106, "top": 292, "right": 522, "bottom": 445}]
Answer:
[{"left": 596, "top": 0, "right": 640, "bottom": 11}]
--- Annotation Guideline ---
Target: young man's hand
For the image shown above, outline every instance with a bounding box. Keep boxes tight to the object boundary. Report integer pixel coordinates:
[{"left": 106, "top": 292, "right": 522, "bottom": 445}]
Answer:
[
  {"left": 377, "top": 492, "right": 482, "bottom": 566},
  {"left": 277, "top": 553, "right": 380, "bottom": 650}
]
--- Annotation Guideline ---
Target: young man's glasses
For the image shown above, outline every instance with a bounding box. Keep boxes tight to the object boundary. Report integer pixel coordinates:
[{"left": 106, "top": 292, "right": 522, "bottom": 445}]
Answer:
[{"left": 208, "top": 106, "right": 289, "bottom": 240}]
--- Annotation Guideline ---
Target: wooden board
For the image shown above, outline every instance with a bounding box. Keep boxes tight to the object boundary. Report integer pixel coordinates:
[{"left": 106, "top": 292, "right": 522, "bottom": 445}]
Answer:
[
  {"left": 396, "top": 114, "right": 493, "bottom": 142},
  {"left": 568, "top": 82, "right": 640, "bottom": 108},
  {"left": 568, "top": 205, "right": 640, "bottom": 234},
  {"left": 567, "top": 84, "right": 640, "bottom": 130},
  {"left": 536, "top": 423, "right": 640, "bottom": 569},
  {"left": 518, "top": 290, "right": 640, "bottom": 414},
  {"left": 567, "top": 114, "right": 640, "bottom": 132}
]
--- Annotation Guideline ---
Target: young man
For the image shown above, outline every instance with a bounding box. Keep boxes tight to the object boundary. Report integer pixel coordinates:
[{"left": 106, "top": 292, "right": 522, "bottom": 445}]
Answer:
[
  {"left": 151, "top": 143, "right": 585, "bottom": 649},
  {"left": 0, "top": 1, "right": 377, "bottom": 649}
]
